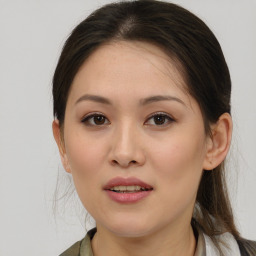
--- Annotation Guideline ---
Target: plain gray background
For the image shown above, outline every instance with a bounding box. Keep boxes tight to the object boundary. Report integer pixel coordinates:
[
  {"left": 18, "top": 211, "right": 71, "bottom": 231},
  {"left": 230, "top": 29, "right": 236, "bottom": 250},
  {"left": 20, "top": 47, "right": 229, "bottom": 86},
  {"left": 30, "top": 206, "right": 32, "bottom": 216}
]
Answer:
[{"left": 0, "top": 0, "right": 255, "bottom": 255}]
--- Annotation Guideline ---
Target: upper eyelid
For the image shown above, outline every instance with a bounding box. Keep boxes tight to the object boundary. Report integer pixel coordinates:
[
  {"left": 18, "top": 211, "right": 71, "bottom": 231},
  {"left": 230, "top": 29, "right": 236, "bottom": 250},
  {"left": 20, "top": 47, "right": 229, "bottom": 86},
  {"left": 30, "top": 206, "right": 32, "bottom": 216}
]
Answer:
[
  {"left": 80, "top": 112, "right": 175, "bottom": 129},
  {"left": 146, "top": 112, "right": 175, "bottom": 121},
  {"left": 81, "top": 112, "right": 107, "bottom": 121},
  {"left": 81, "top": 111, "right": 174, "bottom": 120}
]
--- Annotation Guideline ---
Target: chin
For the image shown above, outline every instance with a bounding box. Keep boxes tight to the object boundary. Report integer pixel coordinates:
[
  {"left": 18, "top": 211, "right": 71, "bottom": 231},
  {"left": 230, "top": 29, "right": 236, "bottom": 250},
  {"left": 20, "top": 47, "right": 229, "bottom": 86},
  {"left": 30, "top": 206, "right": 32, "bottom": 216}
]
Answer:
[{"left": 103, "top": 218, "right": 156, "bottom": 238}]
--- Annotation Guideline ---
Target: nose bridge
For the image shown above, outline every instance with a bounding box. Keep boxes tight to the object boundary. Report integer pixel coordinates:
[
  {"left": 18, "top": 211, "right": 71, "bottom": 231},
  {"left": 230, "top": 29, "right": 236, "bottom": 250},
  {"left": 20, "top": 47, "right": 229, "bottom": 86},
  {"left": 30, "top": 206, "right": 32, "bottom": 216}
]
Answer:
[
  {"left": 114, "top": 119, "right": 137, "bottom": 154},
  {"left": 110, "top": 118, "right": 145, "bottom": 167}
]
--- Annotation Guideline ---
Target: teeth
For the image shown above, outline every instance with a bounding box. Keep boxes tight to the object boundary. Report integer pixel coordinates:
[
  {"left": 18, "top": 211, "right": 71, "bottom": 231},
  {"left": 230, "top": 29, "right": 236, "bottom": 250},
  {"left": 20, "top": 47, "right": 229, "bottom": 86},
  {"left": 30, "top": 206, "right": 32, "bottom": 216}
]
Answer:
[{"left": 110, "top": 185, "right": 148, "bottom": 192}]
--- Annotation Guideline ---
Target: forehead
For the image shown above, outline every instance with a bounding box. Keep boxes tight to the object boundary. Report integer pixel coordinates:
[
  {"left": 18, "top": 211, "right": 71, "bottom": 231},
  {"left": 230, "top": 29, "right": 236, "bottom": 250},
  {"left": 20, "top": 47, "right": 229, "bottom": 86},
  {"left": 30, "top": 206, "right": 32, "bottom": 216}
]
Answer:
[{"left": 68, "top": 40, "right": 188, "bottom": 103}]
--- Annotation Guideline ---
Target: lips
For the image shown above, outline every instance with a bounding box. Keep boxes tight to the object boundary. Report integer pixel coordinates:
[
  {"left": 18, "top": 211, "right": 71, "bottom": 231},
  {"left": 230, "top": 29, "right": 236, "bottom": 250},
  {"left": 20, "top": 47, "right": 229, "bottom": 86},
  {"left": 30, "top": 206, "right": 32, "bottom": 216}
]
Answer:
[
  {"left": 103, "top": 177, "right": 153, "bottom": 203},
  {"left": 104, "top": 177, "right": 153, "bottom": 191},
  {"left": 109, "top": 185, "right": 150, "bottom": 193}
]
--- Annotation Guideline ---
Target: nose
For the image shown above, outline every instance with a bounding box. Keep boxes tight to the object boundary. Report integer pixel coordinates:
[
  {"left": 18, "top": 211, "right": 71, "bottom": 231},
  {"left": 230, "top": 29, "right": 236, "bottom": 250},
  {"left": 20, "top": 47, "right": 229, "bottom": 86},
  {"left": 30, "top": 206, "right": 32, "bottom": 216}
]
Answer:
[{"left": 109, "top": 122, "right": 146, "bottom": 168}]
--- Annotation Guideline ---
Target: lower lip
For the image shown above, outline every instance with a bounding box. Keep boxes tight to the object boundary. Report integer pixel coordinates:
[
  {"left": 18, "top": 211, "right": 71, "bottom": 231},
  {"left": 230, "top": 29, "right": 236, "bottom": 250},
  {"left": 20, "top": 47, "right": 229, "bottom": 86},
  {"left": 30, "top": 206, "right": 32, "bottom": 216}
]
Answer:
[{"left": 105, "top": 190, "right": 152, "bottom": 204}]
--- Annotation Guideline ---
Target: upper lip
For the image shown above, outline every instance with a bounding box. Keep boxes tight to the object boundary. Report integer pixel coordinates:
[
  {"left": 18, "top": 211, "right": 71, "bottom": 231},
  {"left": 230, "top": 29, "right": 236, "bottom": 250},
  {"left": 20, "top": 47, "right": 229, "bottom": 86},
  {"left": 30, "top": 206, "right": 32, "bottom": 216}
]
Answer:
[{"left": 103, "top": 176, "right": 153, "bottom": 190}]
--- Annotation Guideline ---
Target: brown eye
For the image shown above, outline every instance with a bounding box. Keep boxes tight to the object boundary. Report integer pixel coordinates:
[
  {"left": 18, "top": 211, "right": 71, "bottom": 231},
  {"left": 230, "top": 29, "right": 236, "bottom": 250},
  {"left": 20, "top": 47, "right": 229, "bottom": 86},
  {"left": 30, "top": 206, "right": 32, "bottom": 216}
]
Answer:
[
  {"left": 81, "top": 114, "right": 110, "bottom": 126},
  {"left": 93, "top": 115, "right": 106, "bottom": 125},
  {"left": 145, "top": 113, "right": 175, "bottom": 126},
  {"left": 154, "top": 115, "right": 166, "bottom": 125}
]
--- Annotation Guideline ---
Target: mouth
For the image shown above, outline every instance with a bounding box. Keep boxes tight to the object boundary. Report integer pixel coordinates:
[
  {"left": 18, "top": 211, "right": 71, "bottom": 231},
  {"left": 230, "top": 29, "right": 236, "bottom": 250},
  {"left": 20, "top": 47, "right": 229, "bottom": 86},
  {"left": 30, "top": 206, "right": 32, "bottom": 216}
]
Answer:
[
  {"left": 103, "top": 177, "right": 153, "bottom": 203},
  {"left": 109, "top": 185, "right": 153, "bottom": 193}
]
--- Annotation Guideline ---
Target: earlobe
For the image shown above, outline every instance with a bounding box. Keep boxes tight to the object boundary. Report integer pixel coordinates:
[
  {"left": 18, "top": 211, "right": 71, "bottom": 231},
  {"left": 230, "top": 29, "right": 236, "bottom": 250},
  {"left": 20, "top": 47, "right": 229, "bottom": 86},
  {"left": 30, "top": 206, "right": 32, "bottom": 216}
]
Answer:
[
  {"left": 203, "top": 113, "right": 232, "bottom": 171},
  {"left": 52, "top": 120, "right": 71, "bottom": 173}
]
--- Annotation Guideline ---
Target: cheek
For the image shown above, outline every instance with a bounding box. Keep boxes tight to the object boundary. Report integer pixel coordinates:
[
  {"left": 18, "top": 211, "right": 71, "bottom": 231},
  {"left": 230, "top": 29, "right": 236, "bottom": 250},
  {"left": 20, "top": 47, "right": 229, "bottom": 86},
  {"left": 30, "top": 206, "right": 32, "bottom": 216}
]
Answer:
[
  {"left": 150, "top": 132, "right": 206, "bottom": 191},
  {"left": 64, "top": 130, "right": 107, "bottom": 187},
  {"left": 64, "top": 131, "right": 109, "bottom": 213},
  {"left": 152, "top": 132, "right": 205, "bottom": 166},
  {"left": 148, "top": 134, "right": 206, "bottom": 217}
]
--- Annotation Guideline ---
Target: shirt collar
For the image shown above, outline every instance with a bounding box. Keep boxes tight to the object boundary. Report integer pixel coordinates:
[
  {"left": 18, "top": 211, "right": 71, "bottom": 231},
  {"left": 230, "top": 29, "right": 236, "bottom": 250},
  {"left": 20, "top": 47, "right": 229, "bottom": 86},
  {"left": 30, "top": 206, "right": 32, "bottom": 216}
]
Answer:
[
  {"left": 79, "top": 226, "right": 241, "bottom": 256},
  {"left": 80, "top": 227, "right": 207, "bottom": 256}
]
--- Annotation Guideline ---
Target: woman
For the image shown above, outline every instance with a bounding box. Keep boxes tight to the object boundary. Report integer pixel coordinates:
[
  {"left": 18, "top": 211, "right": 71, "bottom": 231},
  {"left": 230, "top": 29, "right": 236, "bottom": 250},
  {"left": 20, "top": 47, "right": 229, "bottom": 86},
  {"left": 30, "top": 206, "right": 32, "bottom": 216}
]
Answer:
[{"left": 52, "top": 0, "right": 256, "bottom": 255}]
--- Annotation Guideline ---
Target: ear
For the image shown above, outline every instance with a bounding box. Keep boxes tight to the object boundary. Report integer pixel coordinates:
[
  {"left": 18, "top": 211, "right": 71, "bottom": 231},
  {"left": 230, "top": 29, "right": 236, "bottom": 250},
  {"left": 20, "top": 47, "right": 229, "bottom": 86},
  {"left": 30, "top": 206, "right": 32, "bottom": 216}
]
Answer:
[
  {"left": 203, "top": 113, "right": 232, "bottom": 170},
  {"left": 52, "top": 120, "right": 71, "bottom": 173}
]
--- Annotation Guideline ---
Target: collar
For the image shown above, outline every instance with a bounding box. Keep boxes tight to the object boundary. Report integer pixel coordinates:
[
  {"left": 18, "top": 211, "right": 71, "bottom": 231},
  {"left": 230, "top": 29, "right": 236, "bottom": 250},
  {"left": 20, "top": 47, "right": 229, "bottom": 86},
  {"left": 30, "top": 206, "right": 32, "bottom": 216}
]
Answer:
[{"left": 79, "top": 227, "right": 240, "bottom": 256}]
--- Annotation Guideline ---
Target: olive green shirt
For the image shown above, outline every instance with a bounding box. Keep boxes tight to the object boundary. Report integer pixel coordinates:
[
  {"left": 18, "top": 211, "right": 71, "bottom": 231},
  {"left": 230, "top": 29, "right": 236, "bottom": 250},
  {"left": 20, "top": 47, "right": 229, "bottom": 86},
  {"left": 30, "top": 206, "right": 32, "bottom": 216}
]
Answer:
[{"left": 59, "top": 228, "right": 256, "bottom": 256}]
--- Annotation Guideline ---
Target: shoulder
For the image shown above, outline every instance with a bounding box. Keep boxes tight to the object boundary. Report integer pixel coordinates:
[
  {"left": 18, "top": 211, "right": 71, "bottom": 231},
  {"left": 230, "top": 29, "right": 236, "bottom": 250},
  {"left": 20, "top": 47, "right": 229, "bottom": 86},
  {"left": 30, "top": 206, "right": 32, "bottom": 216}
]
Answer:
[
  {"left": 237, "top": 238, "right": 256, "bottom": 256},
  {"left": 194, "top": 220, "right": 256, "bottom": 256},
  {"left": 59, "top": 240, "right": 82, "bottom": 256},
  {"left": 59, "top": 228, "right": 96, "bottom": 256}
]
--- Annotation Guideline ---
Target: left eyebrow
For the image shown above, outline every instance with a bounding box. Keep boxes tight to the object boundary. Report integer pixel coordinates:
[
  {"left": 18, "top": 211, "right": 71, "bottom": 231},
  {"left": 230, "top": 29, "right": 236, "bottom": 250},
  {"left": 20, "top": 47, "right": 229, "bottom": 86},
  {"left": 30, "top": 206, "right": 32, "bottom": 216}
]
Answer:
[
  {"left": 139, "top": 95, "right": 186, "bottom": 106},
  {"left": 75, "top": 94, "right": 112, "bottom": 105}
]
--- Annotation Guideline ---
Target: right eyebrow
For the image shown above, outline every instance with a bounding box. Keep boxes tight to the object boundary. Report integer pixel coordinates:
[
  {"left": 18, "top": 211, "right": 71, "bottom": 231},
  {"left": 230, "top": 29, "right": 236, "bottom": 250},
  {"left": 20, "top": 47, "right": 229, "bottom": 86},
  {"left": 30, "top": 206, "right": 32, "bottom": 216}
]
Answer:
[
  {"left": 75, "top": 94, "right": 112, "bottom": 105},
  {"left": 139, "top": 95, "right": 185, "bottom": 106}
]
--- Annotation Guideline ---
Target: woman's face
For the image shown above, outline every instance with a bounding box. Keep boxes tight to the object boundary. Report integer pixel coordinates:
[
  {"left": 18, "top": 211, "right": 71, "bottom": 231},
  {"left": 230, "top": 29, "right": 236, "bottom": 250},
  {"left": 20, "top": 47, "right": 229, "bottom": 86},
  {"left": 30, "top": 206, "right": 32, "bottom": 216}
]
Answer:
[{"left": 58, "top": 41, "right": 212, "bottom": 237}]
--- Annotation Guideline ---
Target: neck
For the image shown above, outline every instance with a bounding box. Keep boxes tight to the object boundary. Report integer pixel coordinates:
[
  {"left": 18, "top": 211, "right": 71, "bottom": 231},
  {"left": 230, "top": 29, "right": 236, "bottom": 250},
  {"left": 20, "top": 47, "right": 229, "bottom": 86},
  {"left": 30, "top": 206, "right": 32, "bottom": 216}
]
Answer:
[{"left": 92, "top": 223, "right": 196, "bottom": 256}]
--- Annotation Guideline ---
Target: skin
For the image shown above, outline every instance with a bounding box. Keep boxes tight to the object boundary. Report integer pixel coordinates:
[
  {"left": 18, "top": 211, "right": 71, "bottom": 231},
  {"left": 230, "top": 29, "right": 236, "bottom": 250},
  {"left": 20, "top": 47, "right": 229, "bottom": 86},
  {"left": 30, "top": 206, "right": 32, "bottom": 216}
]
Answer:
[{"left": 53, "top": 41, "right": 232, "bottom": 256}]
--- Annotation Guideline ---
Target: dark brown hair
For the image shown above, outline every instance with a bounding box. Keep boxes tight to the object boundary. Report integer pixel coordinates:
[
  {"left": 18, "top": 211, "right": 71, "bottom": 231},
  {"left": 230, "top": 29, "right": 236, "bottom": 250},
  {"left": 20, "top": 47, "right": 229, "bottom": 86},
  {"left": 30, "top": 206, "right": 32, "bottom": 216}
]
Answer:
[{"left": 52, "top": 0, "right": 240, "bottom": 250}]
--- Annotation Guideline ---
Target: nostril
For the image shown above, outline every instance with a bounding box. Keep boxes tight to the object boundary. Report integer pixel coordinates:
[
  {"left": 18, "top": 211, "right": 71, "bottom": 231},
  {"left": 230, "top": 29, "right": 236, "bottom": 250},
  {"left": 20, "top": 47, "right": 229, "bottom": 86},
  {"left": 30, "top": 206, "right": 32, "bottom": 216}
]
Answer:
[
  {"left": 111, "top": 159, "right": 137, "bottom": 166},
  {"left": 112, "top": 160, "right": 118, "bottom": 165}
]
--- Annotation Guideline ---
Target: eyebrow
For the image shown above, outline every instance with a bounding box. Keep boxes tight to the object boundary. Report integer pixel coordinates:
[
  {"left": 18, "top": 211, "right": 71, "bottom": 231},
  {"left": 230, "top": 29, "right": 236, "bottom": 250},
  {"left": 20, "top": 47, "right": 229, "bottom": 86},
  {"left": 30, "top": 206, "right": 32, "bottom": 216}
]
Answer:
[
  {"left": 75, "top": 94, "right": 185, "bottom": 106},
  {"left": 75, "top": 94, "right": 111, "bottom": 105},
  {"left": 140, "top": 95, "right": 185, "bottom": 106}
]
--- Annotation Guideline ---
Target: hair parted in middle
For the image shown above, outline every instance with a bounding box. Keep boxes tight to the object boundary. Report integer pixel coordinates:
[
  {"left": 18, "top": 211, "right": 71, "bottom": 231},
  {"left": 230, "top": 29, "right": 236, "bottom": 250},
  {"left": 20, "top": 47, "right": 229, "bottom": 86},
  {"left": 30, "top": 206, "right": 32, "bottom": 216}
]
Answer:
[{"left": 52, "top": 0, "right": 239, "bottom": 250}]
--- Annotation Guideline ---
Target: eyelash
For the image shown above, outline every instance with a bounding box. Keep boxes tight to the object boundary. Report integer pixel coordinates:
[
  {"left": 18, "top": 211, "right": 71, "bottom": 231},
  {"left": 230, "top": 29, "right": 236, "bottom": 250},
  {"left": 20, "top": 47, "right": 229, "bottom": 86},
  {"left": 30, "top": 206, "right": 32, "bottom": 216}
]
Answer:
[
  {"left": 146, "top": 112, "right": 175, "bottom": 126},
  {"left": 81, "top": 112, "right": 110, "bottom": 126},
  {"left": 81, "top": 112, "right": 175, "bottom": 127}
]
